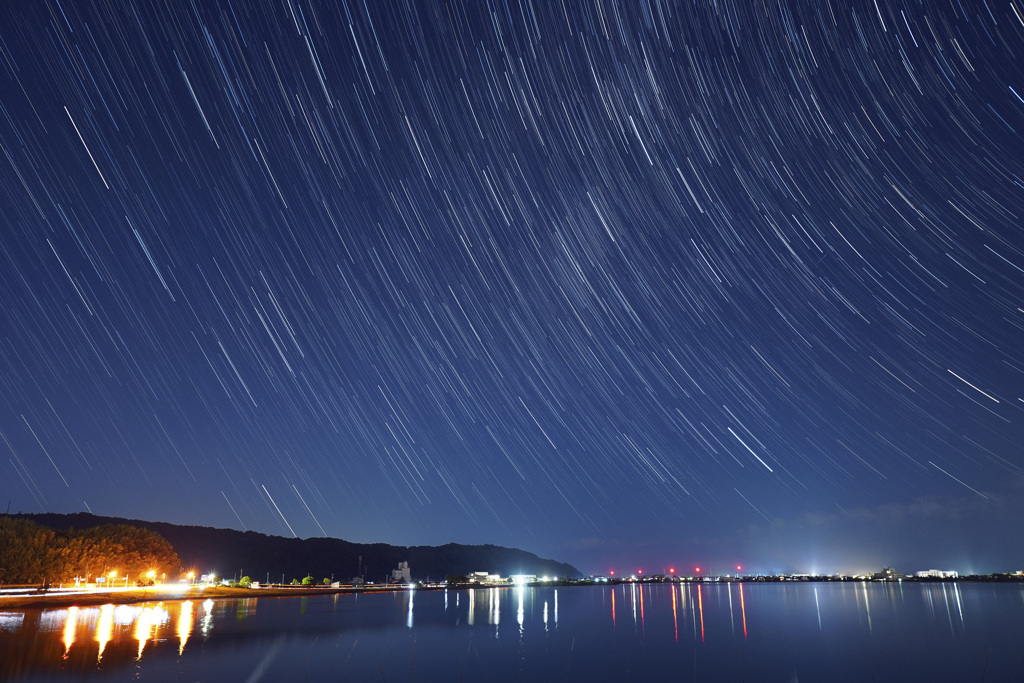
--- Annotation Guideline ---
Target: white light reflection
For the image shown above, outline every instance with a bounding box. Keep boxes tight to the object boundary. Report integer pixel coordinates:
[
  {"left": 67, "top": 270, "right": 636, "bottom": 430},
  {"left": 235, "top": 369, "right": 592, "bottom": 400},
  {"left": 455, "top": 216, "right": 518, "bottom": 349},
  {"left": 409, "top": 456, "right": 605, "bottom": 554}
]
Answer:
[
  {"left": 814, "top": 587, "right": 822, "bottom": 631},
  {"left": 631, "top": 582, "right": 638, "bottom": 627},
  {"left": 0, "top": 613, "right": 25, "bottom": 633},
  {"left": 688, "top": 585, "right": 696, "bottom": 639},
  {"left": 940, "top": 584, "right": 959, "bottom": 637},
  {"left": 113, "top": 605, "right": 138, "bottom": 626},
  {"left": 39, "top": 610, "right": 66, "bottom": 632},
  {"left": 406, "top": 590, "right": 414, "bottom": 629},
  {"left": 516, "top": 586, "right": 525, "bottom": 632},
  {"left": 862, "top": 583, "right": 872, "bottom": 635},
  {"left": 201, "top": 599, "right": 215, "bottom": 637},
  {"left": 133, "top": 605, "right": 170, "bottom": 660},
  {"left": 953, "top": 583, "right": 965, "bottom": 632},
  {"left": 727, "top": 584, "right": 734, "bottom": 635}
]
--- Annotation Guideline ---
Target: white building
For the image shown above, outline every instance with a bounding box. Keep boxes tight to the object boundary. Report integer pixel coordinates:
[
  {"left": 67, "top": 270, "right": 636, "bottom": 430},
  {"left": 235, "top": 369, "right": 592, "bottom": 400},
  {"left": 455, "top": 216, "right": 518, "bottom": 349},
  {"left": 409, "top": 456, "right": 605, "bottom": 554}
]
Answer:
[
  {"left": 915, "top": 569, "right": 958, "bottom": 579},
  {"left": 466, "top": 572, "right": 506, "bottom": 584},
  {"left": 391, "top": 561, "right": 411, "bottom": 583}
]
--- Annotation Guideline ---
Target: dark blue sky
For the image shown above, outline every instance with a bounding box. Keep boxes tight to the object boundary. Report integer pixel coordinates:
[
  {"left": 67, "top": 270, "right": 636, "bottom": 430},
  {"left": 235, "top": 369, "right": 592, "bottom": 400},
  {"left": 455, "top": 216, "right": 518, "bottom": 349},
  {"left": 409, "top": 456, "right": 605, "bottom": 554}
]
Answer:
[{"left": 2, "top": 0, "right": 1023, "bottom": 576}]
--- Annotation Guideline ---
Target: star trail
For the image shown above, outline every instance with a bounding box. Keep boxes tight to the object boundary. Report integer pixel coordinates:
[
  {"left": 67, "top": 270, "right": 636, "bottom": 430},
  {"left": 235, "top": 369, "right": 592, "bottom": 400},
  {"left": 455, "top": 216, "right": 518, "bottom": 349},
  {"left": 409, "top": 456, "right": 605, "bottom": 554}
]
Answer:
[{"left": 2, "top": 0, "right": 1023, "bottom": 574}]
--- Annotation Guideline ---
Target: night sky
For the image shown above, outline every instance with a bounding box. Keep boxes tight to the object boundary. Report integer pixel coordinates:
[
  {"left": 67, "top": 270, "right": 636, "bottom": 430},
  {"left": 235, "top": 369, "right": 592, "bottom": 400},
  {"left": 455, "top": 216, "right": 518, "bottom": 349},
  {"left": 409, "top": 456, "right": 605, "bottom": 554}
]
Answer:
[{"left": 2, "top": 0, "right": 1023, "bottom": 576}]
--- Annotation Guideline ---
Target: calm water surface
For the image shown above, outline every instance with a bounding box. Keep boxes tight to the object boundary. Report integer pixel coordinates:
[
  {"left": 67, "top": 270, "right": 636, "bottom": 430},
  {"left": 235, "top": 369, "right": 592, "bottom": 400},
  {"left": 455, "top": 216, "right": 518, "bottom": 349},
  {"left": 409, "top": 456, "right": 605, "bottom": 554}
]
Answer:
[{"left": 2, "top": 582, "right": 1023, "bottom": 681}]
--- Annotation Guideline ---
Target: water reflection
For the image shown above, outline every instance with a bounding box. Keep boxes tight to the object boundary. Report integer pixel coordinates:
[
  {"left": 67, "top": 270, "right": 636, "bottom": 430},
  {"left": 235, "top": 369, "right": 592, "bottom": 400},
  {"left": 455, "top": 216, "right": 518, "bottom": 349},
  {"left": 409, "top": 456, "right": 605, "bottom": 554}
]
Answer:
[
  {"left": 671, "top": 583, "right": 678, "bottom": 641},
  {"left": 177, "top": 601, "right": 193, "bottom": 655},
  {"left": 862, "top": 581, "right": 873, "bottom": 634},
  {"left": 2, "top": 584, "right": 1023, "bottom": 681},
  {"left": 201, "top": 598, "right": 214, "bottom": 637},
  {"left": 814, "top": 586, "right": 822, "bottom": 631},
  {"left": 739, "top": 583, "right": 747, "bottom": 638},
  {"left": 95, "top": 604, "right": 114, "bottom": 663},
  {"left": 516, "top": 586, "right": 524, "bottom": 632},
  {"left": 62, "top": 606, "right": 77, "bottom": 658},
  {"left": 697, "top": 584, "right": 705, "bottom": 642}
]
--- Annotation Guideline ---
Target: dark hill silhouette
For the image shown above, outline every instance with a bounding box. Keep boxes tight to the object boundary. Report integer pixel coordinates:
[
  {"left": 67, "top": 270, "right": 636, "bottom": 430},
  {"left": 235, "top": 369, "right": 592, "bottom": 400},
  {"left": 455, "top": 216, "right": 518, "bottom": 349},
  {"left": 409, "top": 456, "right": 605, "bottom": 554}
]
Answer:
[{"left": 15, "top": 513, "right": 580, "bottom": 583}]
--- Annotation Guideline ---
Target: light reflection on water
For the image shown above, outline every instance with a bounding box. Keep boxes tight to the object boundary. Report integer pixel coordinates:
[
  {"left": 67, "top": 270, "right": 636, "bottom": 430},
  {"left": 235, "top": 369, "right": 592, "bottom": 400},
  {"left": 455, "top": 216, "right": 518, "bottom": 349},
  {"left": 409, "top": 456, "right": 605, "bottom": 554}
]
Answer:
[
  {"left": 1, "top": 583, "right": 1023, "bottom": 681},
  {"left": 176, "top": 600, "right": 192, "bottom": 655}
]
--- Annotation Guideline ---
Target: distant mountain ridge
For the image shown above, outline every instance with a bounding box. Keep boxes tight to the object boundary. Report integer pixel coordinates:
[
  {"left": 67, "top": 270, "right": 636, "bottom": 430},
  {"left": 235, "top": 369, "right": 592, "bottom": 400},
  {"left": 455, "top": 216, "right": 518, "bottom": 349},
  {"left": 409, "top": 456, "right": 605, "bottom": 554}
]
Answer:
[{"left": 16, "top": 513, "right": 580, "bottom": 582}]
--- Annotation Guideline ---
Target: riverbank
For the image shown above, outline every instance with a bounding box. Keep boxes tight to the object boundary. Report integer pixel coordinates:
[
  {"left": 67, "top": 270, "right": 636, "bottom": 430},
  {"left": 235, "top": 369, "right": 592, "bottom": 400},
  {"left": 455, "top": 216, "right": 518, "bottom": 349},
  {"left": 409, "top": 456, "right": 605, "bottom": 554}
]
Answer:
[{"left": 0, "top": 584, "right": 412, "bottom": 609}]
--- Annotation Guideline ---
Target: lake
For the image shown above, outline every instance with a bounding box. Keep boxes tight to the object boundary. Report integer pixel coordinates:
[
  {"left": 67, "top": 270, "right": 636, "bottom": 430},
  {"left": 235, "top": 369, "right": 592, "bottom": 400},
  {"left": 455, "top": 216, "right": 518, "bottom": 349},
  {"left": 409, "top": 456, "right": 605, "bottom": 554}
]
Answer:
[{"left": 2, "top": 582, "right": 1023, "bottom": 681}]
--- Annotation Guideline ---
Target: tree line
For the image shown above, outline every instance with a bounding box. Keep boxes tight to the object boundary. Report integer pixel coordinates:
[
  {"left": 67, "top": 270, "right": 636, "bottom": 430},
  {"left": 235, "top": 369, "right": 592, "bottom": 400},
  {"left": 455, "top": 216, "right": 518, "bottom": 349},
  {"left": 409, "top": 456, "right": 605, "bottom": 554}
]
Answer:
[{"left": 0, "top": 517, "right": 181, "bottom": 586}]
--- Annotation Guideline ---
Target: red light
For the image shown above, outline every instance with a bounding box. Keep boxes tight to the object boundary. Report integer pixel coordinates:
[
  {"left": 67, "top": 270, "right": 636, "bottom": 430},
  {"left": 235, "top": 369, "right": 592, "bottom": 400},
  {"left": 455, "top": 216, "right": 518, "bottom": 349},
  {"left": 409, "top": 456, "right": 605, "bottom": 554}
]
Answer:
[
  {"left": 669, "top": 567, "right": 675, "bottom": 574},
  {"left": 736, "top": 565, "right": 742, "bottom": 572},
  {"left": 695, "top": 567, "right": 701, "bottom": 573},
  {"left": 609, "top": 570, "right": 615, "bottom": 576},
  {"left": 638, "top": 569, "right": 643, "bottom": 574}
]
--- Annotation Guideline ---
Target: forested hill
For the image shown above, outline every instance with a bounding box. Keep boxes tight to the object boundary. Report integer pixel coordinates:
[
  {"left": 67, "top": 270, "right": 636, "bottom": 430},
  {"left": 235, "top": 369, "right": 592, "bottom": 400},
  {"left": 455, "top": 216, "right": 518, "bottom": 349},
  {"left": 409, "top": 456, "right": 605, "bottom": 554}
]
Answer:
[{"left": 15, "top": 513, "right": 580, "bottom": 583}]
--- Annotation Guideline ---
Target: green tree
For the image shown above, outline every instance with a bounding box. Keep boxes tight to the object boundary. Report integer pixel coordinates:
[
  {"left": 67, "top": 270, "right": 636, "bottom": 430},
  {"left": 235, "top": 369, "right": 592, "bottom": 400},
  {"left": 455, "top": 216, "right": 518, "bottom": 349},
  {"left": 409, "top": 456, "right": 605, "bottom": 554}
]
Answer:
[
  {"left": 0, "top": 518, "right": 180, "bottom": 585},
  {"left": 239, "top": 576, "right": 252, "bottom": 588},
  {"left": 291, "top": 578, "right": 300, "bottom": 585},
  {"left": 322, "top": 577, "right": 331, "bottom": 585},
  {"left": 301, "top": 575, "right": 315, "bottom": 586},
  {"left": 0, "top": 518, "right": 57, "bottom": 583},
  {"left": 69, "top": 524, "right": 180, "bottom": 582}
]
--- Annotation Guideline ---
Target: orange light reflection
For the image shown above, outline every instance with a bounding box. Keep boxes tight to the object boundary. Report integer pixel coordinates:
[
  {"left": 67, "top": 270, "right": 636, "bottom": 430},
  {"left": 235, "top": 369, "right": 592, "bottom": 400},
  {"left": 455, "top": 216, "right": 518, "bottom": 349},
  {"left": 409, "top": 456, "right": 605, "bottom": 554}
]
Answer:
[
  {"left": 671, "top": 584, "right": 678, "bottom": 642},
  {"left": 697, "top": 585, "right": 705, "bottom": 642},
  {"left": 135, "top": 607, "right": 155, "bottom": 660},
  {"left": 610, "top": 588, "right": 616, "bottom": 628},
  {"left": 95, "top": 604, "right": 114, "bottom": 663},
  {"left": 638, "top": 583, "right": 645, "bottom": 635},
  {"left": 61, "top": 606, "right": 77, "bottom": 658},
  {"left": 177, "top": 601, "right": 194, "bottom": 655},
  {"left": 739, "top": 582, "right": 748, "bottom": 638}
]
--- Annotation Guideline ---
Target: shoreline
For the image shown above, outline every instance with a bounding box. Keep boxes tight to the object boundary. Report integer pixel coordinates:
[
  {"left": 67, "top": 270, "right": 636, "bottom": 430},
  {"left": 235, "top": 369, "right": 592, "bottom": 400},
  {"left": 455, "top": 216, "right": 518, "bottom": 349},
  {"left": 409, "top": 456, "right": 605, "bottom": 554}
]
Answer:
[
  {"left": 0, "top": 584, "right": 415, "bottom": 609},
  {"left": 2, "top": 575, "right": 1019, "bottom": 610}
]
